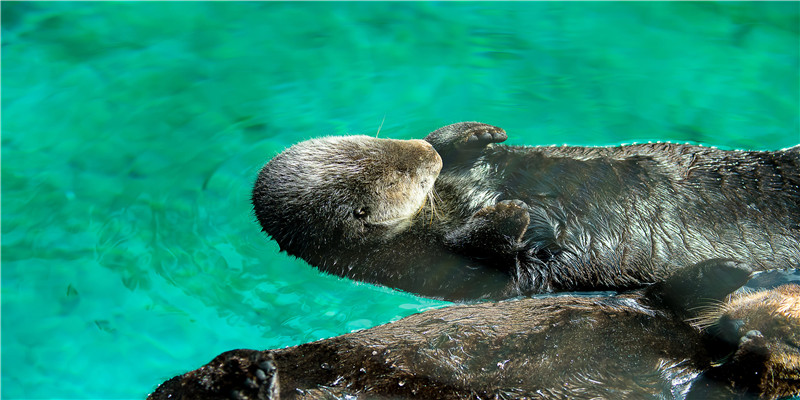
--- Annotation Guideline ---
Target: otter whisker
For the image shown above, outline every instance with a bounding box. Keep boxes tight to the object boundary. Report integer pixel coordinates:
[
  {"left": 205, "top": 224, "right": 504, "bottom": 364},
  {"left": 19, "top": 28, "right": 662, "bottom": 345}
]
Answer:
[
  {"left": 411, "top": 200, "right": 425, "bottom": 220},
  {"left": 375, "top": 115, "right": 386, "bottom": 138},
  {"left": 410, "top": 190, "right": 438, "bottom": 226},
  {"left": 431, "top": 187, "right": 443, "bottom": 206},
  {"left": 426, "top": 188, "right": 443, "bottom": 226},
  {"left": 428, "top": 192, "right": 436, "bottom": 226},
  {"left": 686, "top": 299, "right": 728, "bottom": 328}
]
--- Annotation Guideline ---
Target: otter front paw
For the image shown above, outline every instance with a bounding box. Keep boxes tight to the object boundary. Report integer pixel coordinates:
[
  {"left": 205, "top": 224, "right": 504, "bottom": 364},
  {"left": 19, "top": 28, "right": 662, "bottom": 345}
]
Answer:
[
  {"left": 445, "top": 199, "right": 531, "bottom": 260},
  {"left": 645, "top": 259, "right": 753, "bottom": 318},
  {"left": 474, "top": 200, "right": 531, "bottom": 242},
  {"left": 424, "top": 122, "right": 507, "bottom": 156}
]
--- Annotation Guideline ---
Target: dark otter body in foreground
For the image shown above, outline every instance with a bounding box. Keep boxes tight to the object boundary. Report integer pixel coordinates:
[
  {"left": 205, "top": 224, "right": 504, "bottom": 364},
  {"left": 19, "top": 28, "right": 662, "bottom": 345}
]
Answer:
[
  {"left": 253, "top": 122, "right": 800, "bottom": 300},
  {"left": 148, "top": 261, "right": 800, "bottom": 399}
]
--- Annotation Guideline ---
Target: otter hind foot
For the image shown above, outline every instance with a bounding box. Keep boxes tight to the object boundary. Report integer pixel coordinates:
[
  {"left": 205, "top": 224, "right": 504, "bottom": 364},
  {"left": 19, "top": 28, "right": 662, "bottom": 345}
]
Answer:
[
  {"left": 424, "top": 122, "right": 507, "bottom": 156},
  {"left": 460, "top": 123, "right": 508, "bottom": 147},
  {"left": 147, "top": 350, "right": 280, "bottom": 400}
]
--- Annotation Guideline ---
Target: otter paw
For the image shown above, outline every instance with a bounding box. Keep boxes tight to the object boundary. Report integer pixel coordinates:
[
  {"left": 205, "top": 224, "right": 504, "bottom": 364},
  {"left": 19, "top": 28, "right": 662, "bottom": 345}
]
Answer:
[
  {"left": 424, "top": 122, "right": 507, "bottom": 155},
  {"left": 475, "top": 200, "right": 531, "bottom": 241},
  {"left": 476, "top": 199, "right": 529, "bottom": 215},
  {"left": 226, "top": 352, "right": 280, "bottom": 400},
  {"left": 702, "top": 259, "right": 753, "bottom": 288},
  {"left": 651, "top": 258, "right": 754, "bottom": 317},
  {"left": 148, "top": 350, "right": 279, "bottom": 400},
  {"left": 456, "top": 123, "right": 508, "bottom": 148}
]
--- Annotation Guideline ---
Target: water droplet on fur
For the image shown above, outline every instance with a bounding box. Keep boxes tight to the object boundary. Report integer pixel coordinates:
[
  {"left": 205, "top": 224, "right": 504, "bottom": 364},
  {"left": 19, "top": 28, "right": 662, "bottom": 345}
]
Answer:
[
  {"left": 398, "top": 380, "right": 405, "bottom": 386},
  {"left": 320, "top": 362, "right": 331, "bottom": 370}
]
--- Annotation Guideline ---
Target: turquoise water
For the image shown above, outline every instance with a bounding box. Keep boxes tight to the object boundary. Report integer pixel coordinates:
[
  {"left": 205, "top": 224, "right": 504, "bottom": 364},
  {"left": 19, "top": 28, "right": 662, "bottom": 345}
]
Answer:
[{"left": 2, "top": 2, "right": 798, "bottom": 398}]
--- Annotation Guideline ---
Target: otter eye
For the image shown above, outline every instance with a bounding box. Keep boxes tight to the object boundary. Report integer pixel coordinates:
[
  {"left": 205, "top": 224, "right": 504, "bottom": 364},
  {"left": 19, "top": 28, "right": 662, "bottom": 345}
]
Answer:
[{"left": 353, "top": 207, "right": 369, "bottom": 219}]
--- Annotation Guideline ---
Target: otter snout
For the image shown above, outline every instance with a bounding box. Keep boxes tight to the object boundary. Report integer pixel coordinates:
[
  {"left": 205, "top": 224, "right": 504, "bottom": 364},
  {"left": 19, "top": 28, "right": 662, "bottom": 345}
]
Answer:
[{"left": 399, "top": 139, "right": 442, "bottom": 178}]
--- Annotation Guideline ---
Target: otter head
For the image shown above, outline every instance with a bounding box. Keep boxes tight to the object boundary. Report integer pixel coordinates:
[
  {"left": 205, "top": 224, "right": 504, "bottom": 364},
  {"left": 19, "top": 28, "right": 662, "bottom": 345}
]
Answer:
[
  {"left": 698, "top": 284, "right": 800, "bottom": 399},
  {"left": 252, "top": 136, "right": 442, "bottom": 271}
]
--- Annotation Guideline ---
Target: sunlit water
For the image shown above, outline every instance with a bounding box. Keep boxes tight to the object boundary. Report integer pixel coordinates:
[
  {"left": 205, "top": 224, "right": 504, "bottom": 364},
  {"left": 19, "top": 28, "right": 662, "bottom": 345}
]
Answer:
[{"left": 2, "top": 2, "right": 798, "bottom": 398}]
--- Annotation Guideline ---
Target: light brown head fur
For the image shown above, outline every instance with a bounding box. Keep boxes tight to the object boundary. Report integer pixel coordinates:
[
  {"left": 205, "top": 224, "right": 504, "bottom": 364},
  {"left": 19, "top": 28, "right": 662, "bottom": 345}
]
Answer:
[{"left": 696, "top": 284, "right": 800, "bottom": 399}]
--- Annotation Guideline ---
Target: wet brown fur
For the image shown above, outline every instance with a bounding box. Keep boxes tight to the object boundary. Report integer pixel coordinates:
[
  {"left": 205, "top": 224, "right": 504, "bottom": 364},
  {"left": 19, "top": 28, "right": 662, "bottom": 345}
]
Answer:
[
  {"left": 690, "top": 284, "right": 800, "bottom": 399},
  {"left": 149, "top": 271, "right": 800, "bottom": 399},
  {"left": 252, "top": 122, "right": 800, "bottom": 300}
]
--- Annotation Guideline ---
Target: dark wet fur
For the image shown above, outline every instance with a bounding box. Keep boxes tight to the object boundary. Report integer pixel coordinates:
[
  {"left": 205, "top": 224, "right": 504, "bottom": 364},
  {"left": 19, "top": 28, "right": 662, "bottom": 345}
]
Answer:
[
  {"left": 253, "top": 122, "right": 800, "bottom": 300},
  {"left": 475, "top": 142, "right": 800, "bottom": 293},
  {"left": 148, "top": 262, "right": 800, "bottom": 400}
]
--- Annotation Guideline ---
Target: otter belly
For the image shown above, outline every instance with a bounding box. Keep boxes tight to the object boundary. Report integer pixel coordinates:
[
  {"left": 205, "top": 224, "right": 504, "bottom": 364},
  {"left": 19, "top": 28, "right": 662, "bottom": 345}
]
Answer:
[{"left": 465, "top": 143, "right": 800, "bottom": 294}]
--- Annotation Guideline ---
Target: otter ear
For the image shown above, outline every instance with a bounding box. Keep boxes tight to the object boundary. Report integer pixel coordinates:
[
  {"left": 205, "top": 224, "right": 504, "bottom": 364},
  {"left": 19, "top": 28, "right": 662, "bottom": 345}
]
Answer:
[
  {"left": 424, "top": 122, "right": 507, "bottom": 158},
  {"left": 644, "top": 259, "right": 753, "bottom": 318}
]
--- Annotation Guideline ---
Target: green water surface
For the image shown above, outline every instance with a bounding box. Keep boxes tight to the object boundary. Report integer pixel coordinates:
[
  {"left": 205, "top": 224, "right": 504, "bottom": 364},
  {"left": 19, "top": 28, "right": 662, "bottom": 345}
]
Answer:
[{"left": 2, "top": 2, "right": 798, "bottom": 398}]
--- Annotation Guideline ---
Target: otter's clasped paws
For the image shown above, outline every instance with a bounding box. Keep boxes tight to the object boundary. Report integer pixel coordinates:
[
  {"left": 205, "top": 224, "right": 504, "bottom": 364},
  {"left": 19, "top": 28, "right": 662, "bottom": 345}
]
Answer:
[{"left": 424, "top": 122, "right": 507, "bottom": 156}]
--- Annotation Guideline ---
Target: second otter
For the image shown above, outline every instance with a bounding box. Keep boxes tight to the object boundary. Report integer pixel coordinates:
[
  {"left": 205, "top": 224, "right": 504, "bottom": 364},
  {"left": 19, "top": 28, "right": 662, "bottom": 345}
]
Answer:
[
  {"left": 252, "top": 122, "right": 800, "bottom": 300},
  {"left": 148, "top": 262, "right": 800, "bottom": 399}
]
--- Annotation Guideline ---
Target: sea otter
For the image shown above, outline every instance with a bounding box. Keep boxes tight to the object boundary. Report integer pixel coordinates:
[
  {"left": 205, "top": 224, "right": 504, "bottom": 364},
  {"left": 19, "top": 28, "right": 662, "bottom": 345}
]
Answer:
[
  {"left": 148, "top": 261, "right": 800, "bottom": 400},
  {"left": 252, "top": 122, "right": 800, "bottom": 300},
  {"left": 688, "top": 283, "right": 800, "bottom": 399}
]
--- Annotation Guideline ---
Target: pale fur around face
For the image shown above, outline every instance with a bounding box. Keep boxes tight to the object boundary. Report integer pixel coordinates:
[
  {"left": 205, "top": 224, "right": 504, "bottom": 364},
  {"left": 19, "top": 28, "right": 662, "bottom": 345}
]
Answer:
[
  {"left": 252, "top": 135, "right": 441, "bottom": 258},
  {"left": 692, "top": 284, "right": 800, "bottom": 330}
]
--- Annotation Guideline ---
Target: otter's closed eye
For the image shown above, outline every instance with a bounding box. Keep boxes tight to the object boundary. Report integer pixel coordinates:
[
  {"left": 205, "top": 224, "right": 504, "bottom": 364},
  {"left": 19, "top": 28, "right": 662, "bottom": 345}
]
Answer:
[{"left": 353, "top": 207, "right": 369, "bottom": 219}]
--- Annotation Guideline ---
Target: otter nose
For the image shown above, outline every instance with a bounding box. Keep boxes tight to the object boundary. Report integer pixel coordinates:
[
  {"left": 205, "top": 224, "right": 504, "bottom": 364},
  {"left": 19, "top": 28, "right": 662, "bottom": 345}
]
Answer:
[
  {"left": 405, "top": 139, "right": 442, "bottom": 173},
  {"left": 385, "top": 138, "right": 443, "bottom": 175},
  {"left": 408, "top": 139, "right": 441, "bottom": 162}
]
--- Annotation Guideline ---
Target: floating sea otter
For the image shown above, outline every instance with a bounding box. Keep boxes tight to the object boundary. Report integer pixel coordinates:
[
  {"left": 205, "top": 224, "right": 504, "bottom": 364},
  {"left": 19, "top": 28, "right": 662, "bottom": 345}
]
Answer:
[
  {"left": 148, "top": 261, "right": 800, "bottom": 399},
  {"left": 252, "top": 122, "right": 800, "bottom": 300}
]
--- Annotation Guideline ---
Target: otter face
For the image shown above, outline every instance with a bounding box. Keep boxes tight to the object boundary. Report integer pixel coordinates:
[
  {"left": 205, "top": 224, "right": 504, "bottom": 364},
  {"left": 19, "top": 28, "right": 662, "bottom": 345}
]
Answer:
[
  {"left": 699, "top": 284, "right": 800, "bottom": 398},
  {"left": 252, "top": 136, "right": 442, "bottom": 268}
]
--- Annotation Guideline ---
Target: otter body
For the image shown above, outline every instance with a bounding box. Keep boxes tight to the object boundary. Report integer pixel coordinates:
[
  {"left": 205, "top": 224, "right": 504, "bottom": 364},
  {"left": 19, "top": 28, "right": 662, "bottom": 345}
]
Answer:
[
  {"left": 149, "top": 262, "right": 800, "bottom": 400},
  {"left": 253, "top": 122, "right": 800, "bottom": 300}
]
